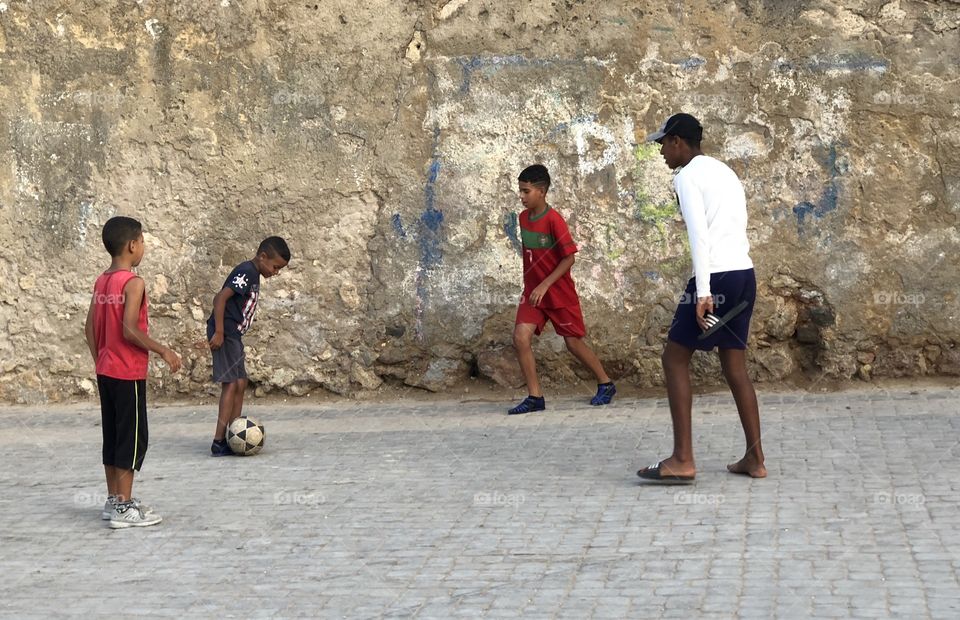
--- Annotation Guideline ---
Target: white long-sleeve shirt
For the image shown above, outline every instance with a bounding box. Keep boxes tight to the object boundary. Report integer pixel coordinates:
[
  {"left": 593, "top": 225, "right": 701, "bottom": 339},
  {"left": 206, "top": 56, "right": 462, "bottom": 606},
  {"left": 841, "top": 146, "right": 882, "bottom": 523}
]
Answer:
[{"left": 673, "top": 155, "right": 753, "bottom": 299}]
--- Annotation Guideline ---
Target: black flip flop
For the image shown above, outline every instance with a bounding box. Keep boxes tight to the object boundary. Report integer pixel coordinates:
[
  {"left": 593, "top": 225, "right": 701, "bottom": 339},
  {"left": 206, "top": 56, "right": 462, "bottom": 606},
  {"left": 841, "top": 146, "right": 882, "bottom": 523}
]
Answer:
[
  {"left": 698, "top": 300, "right": 750, "bottom": 340},
  {"left": 637, "top": 461, "right": 696, "bottom": 485}
]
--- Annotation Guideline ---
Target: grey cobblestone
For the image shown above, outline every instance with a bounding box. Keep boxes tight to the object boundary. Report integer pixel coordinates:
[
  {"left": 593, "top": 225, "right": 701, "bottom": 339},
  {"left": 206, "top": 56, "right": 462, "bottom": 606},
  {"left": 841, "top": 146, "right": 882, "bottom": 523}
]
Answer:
[{"left": 1, "top": 385, "right": 959, "bottom": 617}]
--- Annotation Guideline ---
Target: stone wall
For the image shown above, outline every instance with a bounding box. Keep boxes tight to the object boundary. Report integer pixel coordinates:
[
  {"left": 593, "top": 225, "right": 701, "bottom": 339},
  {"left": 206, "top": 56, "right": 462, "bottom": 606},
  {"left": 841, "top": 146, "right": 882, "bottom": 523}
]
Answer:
[{"left": 1, "top": 0, "right": 958, "bottom": 403}]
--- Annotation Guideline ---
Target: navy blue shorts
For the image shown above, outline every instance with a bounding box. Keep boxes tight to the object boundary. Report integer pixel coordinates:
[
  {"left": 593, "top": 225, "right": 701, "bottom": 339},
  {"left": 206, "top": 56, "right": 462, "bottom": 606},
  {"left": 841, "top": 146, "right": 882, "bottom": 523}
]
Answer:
[{"left": 668, "top": 268, "right": 756, "bottom": 351}]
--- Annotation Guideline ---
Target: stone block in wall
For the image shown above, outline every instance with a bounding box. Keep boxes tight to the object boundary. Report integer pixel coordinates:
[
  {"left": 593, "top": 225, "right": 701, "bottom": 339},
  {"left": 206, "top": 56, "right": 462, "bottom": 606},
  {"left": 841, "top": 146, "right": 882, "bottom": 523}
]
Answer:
[
  {"left": 751, "top": 344, "right": 797, "bottom": 381},
  {"left": 405, "top": 358, "right": 468, "bottom": 392},
  {"left": 937, "top": 347, "right": 960, "bottom": 376},
  {"left": 477, "top": 347, "right": 525, "bottom": 389}
]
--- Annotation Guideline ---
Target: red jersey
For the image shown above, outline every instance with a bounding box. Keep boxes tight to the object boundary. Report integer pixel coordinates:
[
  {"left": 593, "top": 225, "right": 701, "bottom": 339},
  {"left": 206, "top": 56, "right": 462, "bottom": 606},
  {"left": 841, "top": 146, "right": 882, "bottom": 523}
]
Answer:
[
  {"left": 519, "top": 206, "right": 580, "bottom": 308},
  {"left": 92, "top": 270, "right": 149, "bottom": 380}
]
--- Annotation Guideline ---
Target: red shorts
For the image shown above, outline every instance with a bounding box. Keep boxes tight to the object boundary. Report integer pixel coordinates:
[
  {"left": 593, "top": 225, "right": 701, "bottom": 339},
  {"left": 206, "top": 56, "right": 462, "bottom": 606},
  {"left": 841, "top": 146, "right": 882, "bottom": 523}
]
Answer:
[{"left": 515, "top": 303, "right": 587, "bottom": 338}]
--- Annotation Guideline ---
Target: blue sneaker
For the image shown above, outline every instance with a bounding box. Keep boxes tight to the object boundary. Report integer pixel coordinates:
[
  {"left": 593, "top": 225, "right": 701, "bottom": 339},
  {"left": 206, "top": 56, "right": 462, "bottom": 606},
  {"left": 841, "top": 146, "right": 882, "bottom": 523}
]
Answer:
[
  {"left": 211, "top": 439, "right": 234, "bottom": 457},
  {"left": 508, "top": 396, "right": 546, "bottom": 415},
  {"left": 590, "top": 382, "right": 616, "bottom": 406}
]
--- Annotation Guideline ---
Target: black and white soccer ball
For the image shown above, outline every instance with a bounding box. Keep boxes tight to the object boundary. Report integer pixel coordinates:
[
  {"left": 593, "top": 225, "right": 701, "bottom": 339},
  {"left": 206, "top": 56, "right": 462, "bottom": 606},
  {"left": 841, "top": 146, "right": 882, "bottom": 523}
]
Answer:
[{"left": 226, "top": 416, "right": 265, "bottom": 456}]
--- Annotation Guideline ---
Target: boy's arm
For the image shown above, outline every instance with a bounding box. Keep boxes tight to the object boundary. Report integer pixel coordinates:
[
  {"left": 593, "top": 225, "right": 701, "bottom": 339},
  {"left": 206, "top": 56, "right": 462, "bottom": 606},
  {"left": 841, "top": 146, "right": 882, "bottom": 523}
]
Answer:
[
  {"left": 674, "top": 174, "right": 711, "bottom": 299},
  {"left": 528, "top": 255, "right": 575, "bottom": 306},
  {"left": 122, "top": 277, "right": 182, "bottom": 372},
  {"left": 208, "top": 287, "right": 233, "bottom": 350},
  {"left": 83, "top": 296, "right": 97, "bottom": 364},
  {"left": 674, "top": 173, "right": 714, "bottom": 328}
]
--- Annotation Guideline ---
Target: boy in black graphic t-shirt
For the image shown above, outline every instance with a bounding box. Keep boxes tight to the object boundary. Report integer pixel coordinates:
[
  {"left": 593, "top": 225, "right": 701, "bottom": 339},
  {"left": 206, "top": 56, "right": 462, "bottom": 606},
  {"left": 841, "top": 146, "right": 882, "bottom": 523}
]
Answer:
[{"left": 208, "top": 237, "right": 291, "bottom": 456}]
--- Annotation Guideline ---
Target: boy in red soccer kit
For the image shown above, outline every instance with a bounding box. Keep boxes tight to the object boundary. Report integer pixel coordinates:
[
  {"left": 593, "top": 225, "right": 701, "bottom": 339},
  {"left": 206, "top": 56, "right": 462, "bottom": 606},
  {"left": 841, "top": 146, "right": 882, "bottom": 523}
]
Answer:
[
  {"left": 84, "top": 216, "right": 182, "bottom": 528},
  {"left": 509, "top": 164, "right": 616, "bottom": 414}
]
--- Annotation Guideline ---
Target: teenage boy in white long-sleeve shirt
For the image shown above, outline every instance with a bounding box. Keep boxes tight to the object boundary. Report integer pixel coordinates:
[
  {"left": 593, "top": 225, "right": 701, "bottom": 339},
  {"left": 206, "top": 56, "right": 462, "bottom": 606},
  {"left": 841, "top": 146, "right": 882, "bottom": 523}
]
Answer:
[{"left": 638, "top": 113, "right": 766, "bottom": 483}]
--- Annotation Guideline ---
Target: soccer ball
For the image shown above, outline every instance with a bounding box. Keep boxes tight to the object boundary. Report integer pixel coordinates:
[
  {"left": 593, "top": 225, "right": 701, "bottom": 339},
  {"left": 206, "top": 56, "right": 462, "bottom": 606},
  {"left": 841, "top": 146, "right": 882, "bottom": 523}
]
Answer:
[{"left": 226, "top": 416, "right": 265, "bottom": 456}]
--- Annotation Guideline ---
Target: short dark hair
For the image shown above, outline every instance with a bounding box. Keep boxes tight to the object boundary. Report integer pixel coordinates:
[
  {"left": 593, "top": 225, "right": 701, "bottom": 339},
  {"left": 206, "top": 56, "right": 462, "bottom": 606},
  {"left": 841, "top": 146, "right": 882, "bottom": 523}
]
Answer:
[
  {"left": 258, "top": 236, "right": 291, "bottom": 262},
  {"left": 518, "top": 164, "right": 551, "bottom": 190},
  {"left": 102, "top": 216, "right": 142, "bottom": 257}
]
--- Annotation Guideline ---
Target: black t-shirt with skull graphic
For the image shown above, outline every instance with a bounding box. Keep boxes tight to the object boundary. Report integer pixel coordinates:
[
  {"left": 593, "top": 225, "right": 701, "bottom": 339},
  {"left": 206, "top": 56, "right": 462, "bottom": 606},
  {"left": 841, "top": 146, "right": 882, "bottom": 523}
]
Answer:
[{"left": 207, "top": 260, "right": 261, "bottom": 340}]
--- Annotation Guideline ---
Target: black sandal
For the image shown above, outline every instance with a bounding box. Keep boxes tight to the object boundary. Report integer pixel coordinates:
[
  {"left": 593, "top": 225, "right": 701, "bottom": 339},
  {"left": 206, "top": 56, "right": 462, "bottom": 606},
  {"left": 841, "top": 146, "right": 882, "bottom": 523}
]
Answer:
[
  {"left": 699, "top": 300, "right": 750, "bottom": 340},
  {"left": 637, "top": 461, "right": 696, "bottom": 484}
]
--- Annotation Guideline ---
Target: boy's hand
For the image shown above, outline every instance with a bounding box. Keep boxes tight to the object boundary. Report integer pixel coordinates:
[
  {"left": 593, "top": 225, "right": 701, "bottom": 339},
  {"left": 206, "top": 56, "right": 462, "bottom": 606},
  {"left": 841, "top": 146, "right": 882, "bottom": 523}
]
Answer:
[
  {"left": 161, "top": 348, "right": 182, "bottom": 373},
  {"left": 696, "top": 296, "right": 714, "bottom": 331},
  {"left": 209, "top": 331, "right": 224, "bottom": 350},
  {"left": 529, "top": 283, "right": 550, "bottom": 306}
]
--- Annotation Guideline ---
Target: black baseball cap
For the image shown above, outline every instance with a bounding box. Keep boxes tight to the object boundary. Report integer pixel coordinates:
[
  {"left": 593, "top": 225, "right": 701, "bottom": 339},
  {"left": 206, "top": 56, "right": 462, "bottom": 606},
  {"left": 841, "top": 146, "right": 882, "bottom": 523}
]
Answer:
[{"left": 645, "top": 113, "right": 703, "bottom": 143}]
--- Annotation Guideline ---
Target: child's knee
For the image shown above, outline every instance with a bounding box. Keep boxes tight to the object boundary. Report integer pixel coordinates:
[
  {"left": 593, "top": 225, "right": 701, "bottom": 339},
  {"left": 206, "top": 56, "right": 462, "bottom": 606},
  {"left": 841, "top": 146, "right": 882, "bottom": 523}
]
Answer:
[
  {"left": 661, "top": 348, "right": 685, "bottom": 371},
  {"left": 563, "top": 336, "right": 583, "bottom": 351},
  {"left": 513, "top": 328, "right": 533, "bottom": 350}
]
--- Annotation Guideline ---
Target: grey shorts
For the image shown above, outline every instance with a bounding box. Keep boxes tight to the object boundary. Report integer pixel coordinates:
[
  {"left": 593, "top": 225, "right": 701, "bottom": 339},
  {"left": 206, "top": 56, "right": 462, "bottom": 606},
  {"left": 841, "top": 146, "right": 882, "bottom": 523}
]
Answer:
[{"left": 212, "top": 337, "right": 247, "bottom": 383}]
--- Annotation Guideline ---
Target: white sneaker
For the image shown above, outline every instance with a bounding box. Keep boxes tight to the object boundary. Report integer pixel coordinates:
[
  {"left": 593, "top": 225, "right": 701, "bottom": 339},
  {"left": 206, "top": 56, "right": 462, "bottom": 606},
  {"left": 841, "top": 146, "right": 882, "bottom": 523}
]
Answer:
[
  {"left": 101, "top": 495, "right": 117, "bottom": 520},
  {"left": 109, "top": 500, "right": 163, "bottom": 529},
  {"left": 102, "top": 496, "right": 154, "bottom": 520}
]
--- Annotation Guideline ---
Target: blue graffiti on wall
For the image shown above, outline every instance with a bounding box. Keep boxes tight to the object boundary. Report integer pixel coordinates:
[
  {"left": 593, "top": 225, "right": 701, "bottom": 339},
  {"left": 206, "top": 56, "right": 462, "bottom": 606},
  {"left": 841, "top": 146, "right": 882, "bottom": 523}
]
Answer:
[
  {"left": 454, "top": 55, "right": 604, "bottom": 94},
  {"left": 391, "top": 213, "right": 407, "bottom": 238},
  {"left": 414, "top": 127, "right": 445, "bottom": 340},
  {"left": 793, "top": 144, "right": 842, "bottom": 237},
  {"left": 503, "top": 212, "right": 521, "bottom": 255},
  {"left": 419, "top": 158, "right": 444, "bottom": 269},
  {"left": 674, "top": 57, "right": 706, "bottom": 71}
]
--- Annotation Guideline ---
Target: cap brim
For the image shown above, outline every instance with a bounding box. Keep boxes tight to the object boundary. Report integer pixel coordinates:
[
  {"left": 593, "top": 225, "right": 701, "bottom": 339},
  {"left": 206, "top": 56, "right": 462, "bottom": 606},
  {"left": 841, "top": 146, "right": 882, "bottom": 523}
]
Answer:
[{"left": 645, "top": 130, "right": 667, "bottom": 143}]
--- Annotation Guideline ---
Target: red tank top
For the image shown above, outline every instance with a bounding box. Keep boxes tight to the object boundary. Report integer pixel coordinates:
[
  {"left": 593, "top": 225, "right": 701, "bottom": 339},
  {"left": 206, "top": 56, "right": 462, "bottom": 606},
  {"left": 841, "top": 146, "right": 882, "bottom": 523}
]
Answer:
[{"left": 92, "top": 270, "right": 149, "bottom": 380}]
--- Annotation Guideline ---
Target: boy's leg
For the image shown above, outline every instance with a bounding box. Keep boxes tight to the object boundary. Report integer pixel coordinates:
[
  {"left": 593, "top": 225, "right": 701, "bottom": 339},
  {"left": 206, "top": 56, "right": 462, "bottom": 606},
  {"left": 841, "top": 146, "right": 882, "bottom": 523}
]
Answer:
[
  {"left": 212, "top": 337, "right": 248, "bottom": 439},
  {"left": 114, "top": 468, "right": 135, "bottom": 502},
  {"left": 215, "top": 381, "right": 238, "bottom": 440},
  {"left": 563, "top": 337, "right": 611, "bottom": 384},
  {"left": 214, "top": 378, "right": 248, "bottom": 439},
  {"left": 658, "top": 340, "right": 697, "bottom": 476},
  {"left": 105, "top": 466, "right": 121, "bottom": 497},
  {"left": 111, "top": 379, "right": 148, "bottom": 501},
  {"left": 105, "top": 466, "right": 116, "bottom": 496},
  {"left": 513, "top": 323, "right": 542, "bottom": 397},
  {"left": 98, "top": 376, "right": 118, "bottom": 497},
  {"left": 718, "top": 348, "right": 766, "bottom": 478},
  {"left": 231, "top": 378, "right": 249, "bottom": 421}
]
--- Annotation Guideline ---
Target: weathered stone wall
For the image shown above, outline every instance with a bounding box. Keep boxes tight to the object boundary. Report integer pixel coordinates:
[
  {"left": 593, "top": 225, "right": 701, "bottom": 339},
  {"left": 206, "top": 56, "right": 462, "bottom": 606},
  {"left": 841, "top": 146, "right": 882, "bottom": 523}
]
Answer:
[{"left": 1, "top": 0, "right": 958, "bottom": 403}]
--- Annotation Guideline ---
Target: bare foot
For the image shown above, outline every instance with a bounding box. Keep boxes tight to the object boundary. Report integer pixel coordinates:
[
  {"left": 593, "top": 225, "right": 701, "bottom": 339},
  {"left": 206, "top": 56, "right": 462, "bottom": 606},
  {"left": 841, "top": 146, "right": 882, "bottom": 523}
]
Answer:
[
  {"left": 642, "top": 456, "right": 696, "bottom": 478},
  {"left": 727, "top": 454, "right": 767, "bottom": 478}
]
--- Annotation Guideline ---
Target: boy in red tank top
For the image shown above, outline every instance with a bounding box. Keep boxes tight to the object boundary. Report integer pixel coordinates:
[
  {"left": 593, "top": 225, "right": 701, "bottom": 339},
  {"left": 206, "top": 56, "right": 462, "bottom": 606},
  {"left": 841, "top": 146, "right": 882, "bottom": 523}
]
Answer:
[
  {"left": 83, "top": 216, "right": 181, "bottom": 528},
  {"left": 508, "top": 165, "right": 616, "bottom": 414}
]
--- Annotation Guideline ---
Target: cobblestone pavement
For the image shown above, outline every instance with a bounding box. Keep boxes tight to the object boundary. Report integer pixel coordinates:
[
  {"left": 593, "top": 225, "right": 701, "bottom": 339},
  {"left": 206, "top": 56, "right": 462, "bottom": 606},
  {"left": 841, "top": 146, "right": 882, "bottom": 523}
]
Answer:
[{"left": 2, "top": 385, "right": 960, "bottom": 618}]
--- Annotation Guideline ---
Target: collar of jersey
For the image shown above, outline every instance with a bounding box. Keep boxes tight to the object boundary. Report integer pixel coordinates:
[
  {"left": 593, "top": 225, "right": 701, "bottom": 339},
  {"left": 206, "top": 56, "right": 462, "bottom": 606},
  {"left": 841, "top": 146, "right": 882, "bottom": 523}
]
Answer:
[{"left": 528, "top": 205, "right": 552, "bottom": 222}]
